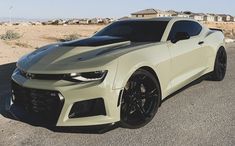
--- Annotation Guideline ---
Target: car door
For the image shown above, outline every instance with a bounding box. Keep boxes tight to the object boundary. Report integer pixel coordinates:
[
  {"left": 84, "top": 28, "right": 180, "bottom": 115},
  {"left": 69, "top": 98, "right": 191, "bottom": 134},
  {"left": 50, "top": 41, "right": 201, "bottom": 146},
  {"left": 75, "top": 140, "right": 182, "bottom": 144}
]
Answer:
[{"left": 168, "top": 20, "right": 208, "bottom": 93}]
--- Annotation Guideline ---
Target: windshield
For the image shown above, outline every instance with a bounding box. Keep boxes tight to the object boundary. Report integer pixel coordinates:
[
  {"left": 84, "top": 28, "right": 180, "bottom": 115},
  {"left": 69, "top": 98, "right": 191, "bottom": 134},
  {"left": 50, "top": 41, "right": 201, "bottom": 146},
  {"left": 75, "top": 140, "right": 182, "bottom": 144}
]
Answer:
[{"left": 94, "top": 20, "right": 168, "bottom": 42}]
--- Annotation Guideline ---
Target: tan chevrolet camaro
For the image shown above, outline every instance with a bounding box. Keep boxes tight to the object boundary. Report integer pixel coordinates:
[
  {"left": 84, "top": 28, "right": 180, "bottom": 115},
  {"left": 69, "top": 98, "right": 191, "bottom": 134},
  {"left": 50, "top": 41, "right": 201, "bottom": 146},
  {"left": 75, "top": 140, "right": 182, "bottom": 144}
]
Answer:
[{"left": 11, "top": 17, "right": 227, "bottom": 129}]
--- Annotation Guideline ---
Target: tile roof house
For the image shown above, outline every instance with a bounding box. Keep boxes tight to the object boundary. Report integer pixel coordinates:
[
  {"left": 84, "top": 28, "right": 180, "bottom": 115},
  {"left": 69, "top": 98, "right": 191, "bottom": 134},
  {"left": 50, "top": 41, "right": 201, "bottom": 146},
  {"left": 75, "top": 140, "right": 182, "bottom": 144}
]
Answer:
[{"left": 131, "top": 9, "right": 172, "bottom": 18}]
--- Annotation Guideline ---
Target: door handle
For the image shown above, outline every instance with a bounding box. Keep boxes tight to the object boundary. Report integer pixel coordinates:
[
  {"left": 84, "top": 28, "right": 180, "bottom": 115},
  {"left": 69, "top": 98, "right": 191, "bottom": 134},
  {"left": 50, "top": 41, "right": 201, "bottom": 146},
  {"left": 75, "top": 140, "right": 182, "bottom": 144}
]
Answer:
[{"left": 198, "top": 41, "right": 204, "bottom": 45}]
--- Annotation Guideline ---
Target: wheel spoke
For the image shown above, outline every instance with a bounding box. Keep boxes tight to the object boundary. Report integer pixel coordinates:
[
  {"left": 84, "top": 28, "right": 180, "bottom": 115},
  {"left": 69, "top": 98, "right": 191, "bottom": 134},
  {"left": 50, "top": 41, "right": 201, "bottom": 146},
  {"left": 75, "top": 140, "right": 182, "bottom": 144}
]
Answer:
[
  {"left": 135, "top": 103, "right": 147, "bottom": 120},
  {"left": 122, "top": 103, "right": 134, "bottom": 120},
  {"left": 148, "top": 88, "right": 158, "bottom": 98},
  {"left": 136, "top": 103, "right": 145, "bottom": 113}
]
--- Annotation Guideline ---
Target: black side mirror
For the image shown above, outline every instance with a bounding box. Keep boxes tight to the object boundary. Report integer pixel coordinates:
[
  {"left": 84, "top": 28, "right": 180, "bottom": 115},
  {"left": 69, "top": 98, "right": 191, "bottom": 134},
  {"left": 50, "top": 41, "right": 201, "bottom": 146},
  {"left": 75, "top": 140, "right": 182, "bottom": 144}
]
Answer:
[{"left": 171, "top": 32, "right": 190, "bottom": 43}]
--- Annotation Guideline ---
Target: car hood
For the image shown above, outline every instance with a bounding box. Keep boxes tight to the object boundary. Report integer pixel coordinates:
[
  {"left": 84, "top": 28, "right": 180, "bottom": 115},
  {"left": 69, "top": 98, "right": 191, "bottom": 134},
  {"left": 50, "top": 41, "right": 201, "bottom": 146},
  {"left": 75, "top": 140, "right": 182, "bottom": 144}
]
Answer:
[{"left": 17, "top": 36, "right": 156, "bottom": 74}]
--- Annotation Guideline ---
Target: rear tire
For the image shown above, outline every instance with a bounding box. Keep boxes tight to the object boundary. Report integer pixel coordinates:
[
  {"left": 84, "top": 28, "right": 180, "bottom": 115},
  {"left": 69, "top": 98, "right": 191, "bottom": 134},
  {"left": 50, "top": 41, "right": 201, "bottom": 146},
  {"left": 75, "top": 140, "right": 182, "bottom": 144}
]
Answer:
[
  {"left": 209, "top": 47, "right": 227, "bottom": 81},
  {"left": 120, "top": 69, "right": 161, "bottom": 129}
]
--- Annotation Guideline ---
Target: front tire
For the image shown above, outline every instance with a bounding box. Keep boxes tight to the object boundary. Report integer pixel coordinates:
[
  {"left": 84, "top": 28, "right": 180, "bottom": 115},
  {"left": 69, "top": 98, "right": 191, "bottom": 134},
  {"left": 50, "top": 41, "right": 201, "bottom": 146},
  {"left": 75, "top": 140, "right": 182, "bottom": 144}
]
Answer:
[
  {"left": 210, "top": 47, "right": 227, "bottom": 81},
  {"left": 120, "top": 69, "right": 161, "bottom": 129}
]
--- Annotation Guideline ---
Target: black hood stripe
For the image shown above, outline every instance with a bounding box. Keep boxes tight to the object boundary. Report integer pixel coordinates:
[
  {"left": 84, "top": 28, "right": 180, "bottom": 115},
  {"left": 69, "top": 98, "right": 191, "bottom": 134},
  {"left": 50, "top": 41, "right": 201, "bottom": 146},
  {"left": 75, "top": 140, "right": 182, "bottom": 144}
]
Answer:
[{"left": 62, "top": 36, "right": 128, "bottom": 47}]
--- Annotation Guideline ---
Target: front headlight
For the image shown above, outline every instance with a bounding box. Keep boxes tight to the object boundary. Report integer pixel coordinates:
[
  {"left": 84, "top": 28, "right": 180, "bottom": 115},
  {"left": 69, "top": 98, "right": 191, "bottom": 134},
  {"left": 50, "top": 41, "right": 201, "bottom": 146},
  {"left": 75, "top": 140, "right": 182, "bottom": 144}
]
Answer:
[{"left": 67, "top": 70, "right": 108, "bottom": 82}]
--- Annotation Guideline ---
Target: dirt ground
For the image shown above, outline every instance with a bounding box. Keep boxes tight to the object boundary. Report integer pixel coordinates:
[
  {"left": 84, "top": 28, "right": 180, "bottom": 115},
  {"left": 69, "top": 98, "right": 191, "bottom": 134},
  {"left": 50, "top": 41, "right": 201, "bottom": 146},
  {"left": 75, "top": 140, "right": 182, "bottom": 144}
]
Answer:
[
  {"left": 0, "top": 25, "right": 104, "bottom": 64},
  {"left": 204, "top": 22, "right": 235, "bottom": 39}
]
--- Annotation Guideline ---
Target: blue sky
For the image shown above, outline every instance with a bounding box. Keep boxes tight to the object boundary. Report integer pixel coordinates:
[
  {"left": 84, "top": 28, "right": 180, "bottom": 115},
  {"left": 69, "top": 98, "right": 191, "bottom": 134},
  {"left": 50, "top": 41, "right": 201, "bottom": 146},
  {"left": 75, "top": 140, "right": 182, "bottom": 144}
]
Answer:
[{"left": 0, "top": 0, "right": 234, "bottom": 19}]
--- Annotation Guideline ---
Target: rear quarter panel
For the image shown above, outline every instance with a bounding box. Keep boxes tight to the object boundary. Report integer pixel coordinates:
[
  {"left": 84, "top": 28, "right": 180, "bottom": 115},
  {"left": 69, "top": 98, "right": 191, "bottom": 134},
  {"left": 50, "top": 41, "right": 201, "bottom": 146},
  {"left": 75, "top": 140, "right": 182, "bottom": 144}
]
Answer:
[{"left": 203, "top": 30, "right": 225, "bottom": 72}]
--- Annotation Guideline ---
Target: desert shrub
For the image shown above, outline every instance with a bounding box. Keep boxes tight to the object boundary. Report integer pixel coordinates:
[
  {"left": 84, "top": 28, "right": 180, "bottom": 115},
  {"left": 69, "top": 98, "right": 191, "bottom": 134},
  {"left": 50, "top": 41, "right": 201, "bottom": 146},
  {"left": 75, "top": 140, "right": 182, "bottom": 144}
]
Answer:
[
  {"left": 15, "top": 42, "right": 32, "bottom": 48},
  {"left": 0, "top": 30, "right": 21, "bottom": 40},
  {"left": 42, "top": 36, "right": 61, "bottom": 42},
  {"left": 61, "top": 33, "right": 80, "bottom": 42}
]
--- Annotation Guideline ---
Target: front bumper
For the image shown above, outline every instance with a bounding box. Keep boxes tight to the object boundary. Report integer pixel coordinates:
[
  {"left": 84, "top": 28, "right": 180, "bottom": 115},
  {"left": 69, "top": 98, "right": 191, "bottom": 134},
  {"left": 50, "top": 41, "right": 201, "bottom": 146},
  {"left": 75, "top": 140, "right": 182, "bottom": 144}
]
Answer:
[{"left": 11, "top": 69, "right": 122, "bottom": 127}]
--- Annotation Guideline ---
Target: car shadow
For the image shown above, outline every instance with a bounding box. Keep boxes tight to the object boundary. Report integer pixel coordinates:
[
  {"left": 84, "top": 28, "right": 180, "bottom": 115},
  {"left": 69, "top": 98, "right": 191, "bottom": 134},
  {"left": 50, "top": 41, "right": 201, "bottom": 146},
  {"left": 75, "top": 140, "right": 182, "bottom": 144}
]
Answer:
[
  {"left": 49, "top": 124, "right": 120, "bottom": 134},
  {"left": 0, "top": 62, "right": 16, "bottom": 119}
]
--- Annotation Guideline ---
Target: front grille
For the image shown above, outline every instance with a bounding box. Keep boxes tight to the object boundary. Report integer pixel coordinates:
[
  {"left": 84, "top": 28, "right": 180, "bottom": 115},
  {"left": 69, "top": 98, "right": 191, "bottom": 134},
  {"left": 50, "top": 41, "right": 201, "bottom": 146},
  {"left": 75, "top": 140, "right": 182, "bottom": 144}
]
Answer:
[
  {"left": 11, "top": 81, "right": 64, "bottom": 125},
  {"left": 19, "top": 70, "right": 68, "bottom": 80}
]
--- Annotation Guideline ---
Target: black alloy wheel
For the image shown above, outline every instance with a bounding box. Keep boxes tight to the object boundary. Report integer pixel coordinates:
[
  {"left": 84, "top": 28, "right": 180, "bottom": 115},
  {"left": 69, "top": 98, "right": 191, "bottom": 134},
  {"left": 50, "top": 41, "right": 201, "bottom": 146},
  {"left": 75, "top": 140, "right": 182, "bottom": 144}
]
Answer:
[
  {"left": 210, "top": 47, "right": 227, "bottom": 81},
  {"left": 120, "top": 69, "right": 161, "bottom": 129}
]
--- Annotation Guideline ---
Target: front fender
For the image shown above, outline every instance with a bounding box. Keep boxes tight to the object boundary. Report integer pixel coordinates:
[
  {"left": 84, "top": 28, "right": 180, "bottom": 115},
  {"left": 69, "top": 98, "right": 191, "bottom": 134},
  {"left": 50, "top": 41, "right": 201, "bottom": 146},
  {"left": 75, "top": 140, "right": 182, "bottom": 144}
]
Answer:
[
  {"left": 112, "top": 60, "right": 156, "bottom": 90},
  {"left": 112, "top": 43, "right": 172, "bottom": 99}
]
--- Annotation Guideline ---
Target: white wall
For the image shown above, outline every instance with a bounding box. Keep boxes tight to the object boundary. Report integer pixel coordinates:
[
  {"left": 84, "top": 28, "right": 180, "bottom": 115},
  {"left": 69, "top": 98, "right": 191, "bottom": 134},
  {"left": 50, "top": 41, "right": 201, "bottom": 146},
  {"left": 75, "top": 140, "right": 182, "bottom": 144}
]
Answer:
[
  {"left": 194, "top": 15, "right": 204, "bottom": 21},
  {"left": 178, "top": 14, "right": 190, "bottom": 18},
  {"left": 205, "top": 16, "right": 215, "bottom": 22},
  {"left": 216, "top": 16, "right": 223, "bottom": 22}
]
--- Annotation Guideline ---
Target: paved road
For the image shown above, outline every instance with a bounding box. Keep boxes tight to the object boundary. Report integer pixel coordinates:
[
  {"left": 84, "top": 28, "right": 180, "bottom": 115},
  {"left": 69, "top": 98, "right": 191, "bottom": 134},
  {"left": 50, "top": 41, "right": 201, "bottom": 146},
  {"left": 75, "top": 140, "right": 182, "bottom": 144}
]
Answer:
[{"left": 0, "top": 43, "right": 234, "bottom": 146}]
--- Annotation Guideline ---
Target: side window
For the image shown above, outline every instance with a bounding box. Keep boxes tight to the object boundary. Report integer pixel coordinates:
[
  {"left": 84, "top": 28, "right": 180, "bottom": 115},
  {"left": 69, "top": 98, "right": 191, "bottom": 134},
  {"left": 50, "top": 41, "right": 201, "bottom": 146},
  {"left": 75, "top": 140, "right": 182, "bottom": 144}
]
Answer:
[
  {"left": 188, "top": 21, "right": 202, "bottom": 36},
  {"left": 168, "top": 21, "right": 202, "bottom": 40}
]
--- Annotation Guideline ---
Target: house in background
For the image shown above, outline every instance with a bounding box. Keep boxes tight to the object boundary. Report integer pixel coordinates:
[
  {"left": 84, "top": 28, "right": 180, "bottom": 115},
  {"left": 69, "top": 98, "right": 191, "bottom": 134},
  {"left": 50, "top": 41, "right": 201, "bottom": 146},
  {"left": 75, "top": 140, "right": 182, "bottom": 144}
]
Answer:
[
  {"left": 90, "top": 18, "right": 103, "bottom": 24},
  {"left": 204, "top": 14, "right": 215, "bottom": 22},
  {"left": 218, "top": 14, "right": 233, "bottom": 22},
  {"left": 166, "top": 10, "right": 178, "bottom": 17},
  {"left": 229, "top": 16, "right": 235, "bottom": 22},
  {"left": 102, "top": 18, "right": 115, "bottom": 24},
  {"left": 78, "top": 19, "right": 91, "bottom": 24},
  {"left": 131, "top": 9, "right": 172, "bottom": 18},
  {"left": 157, "top": 10, "right": 172, "bottom": 17},
  {"left": 183, "top": 11, "right": 193, "bottom": 15},
  {"left": 131, "top": 9, "right": 158, "bottom": 18},
  {"left": 215, "top": 15, "right": 223, "bottom": 22},
  {"left": 130, "top": 9, "right": 234, "bottom": 23},
  {"left": 190, "top": 13, "right": 205, "bottom": 21},
  {"left": 177, "top": 12, "right": 190, "bottom": 18},
  {"left": 65, "top": 19, "right": 80, "bottom": 25}
]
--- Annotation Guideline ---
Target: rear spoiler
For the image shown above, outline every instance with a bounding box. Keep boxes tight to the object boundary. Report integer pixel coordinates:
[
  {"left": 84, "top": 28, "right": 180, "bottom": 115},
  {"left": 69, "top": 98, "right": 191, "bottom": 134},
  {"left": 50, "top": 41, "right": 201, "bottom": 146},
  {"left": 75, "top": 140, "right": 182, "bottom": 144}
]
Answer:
[{"left": 210, "top": 28, "right": 223, "bottom": 32}]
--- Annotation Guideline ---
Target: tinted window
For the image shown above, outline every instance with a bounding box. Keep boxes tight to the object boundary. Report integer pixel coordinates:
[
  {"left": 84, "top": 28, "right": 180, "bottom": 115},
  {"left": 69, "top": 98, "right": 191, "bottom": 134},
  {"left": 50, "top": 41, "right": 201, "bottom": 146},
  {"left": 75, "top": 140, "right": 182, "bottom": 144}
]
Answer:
[
  {"left": 95, "top": 21, "right": 168, "bottom": 42},
  {"left": 168, "top": 21, "right": 202, "bottom": 40}
]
